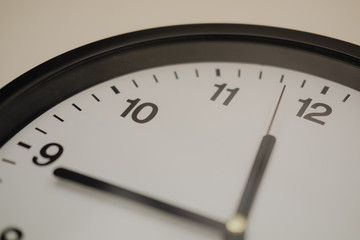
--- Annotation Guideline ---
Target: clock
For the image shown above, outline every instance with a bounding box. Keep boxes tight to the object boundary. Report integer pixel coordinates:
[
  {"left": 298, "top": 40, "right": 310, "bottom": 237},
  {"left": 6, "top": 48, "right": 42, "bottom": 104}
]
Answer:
[{"left": 0, "top": 23, "right": 359, "bottom": 240}]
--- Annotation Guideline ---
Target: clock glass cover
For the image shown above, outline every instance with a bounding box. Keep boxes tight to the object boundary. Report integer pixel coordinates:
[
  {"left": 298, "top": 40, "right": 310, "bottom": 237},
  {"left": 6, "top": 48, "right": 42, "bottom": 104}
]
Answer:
[{"left": 0, "top": 24, "right": 359, "bottom": 240}]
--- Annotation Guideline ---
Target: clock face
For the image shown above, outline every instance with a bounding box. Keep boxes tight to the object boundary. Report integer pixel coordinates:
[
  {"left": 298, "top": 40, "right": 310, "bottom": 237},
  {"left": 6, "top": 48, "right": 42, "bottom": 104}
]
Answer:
[{"left": 0, "top": 24, "right": 359, "bottom": 240}]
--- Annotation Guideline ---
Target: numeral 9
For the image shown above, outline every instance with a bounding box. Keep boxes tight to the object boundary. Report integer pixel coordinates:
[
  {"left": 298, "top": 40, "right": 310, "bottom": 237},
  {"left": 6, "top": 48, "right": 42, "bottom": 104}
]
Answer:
[
  {"left": 1, "top": 228, "right": 23, "bottom": 240},
  {"left": 33, "top": 143, "right": 64, "bottom": 166}
]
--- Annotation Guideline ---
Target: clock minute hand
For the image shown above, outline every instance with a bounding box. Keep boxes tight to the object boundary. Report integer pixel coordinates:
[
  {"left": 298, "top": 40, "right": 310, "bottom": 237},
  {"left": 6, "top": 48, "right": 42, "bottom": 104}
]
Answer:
[
  {"left": 225, "top": 135, "right": 276, "bottom": 240},
  {"left": 53, "top": 167, "right": 225, "bottom": 232},
  {"left": 225, "top": 85, "right": 286, "bottom": 240}
]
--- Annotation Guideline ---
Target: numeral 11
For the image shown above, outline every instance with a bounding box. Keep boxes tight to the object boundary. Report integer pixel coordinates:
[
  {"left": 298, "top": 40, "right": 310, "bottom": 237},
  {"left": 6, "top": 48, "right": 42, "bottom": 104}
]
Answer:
[{"left": 211, "top": 83, "right": 239, "bottom": 106}]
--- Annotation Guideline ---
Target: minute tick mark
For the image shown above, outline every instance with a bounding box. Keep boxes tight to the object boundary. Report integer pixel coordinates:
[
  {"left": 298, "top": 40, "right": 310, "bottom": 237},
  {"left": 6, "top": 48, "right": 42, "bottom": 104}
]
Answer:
[
  {"left": 2, "top": 158, "right": 16, "bottom": 165},
  {"left": 111, "top": 86, "right": 120, "bottom": 94},
  {"left": 132, "top": 80, "right": 139, "bottom": 88},
  {"left": 321, "top": 86, "right": 329, "bottom": 95},
  {"left": 216, "top": 69, "right": 221, "bottom": 77},
  {"left": 53, "top": 114, "right": 64, "bottom": 122},
  {"left": 92, "top": 94, "right": 100, "bottom": 102},
  {"left": 280, "top": 75, "right": 284, "bottom": 83},
  {"left": 72, "top": 103, "right": 82, "bottom": 111},
  {"left": 18, "top": 142, "right": 31, "bottom": 149},
  {"left": 35, "top": 127, "right": 47, "bottom": 134},
  {"left": 343, "top": 94, "right": 350, "bottom": 102},
  {"left": 301, "top": 80, "right": 306, "bottom": 88}
]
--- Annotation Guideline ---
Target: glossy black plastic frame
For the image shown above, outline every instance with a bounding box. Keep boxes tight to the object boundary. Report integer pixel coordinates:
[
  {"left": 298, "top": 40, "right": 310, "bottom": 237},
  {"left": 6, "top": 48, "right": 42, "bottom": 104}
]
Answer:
[{"left": 0, "top": 24, "right": 359, "bottom": 147}]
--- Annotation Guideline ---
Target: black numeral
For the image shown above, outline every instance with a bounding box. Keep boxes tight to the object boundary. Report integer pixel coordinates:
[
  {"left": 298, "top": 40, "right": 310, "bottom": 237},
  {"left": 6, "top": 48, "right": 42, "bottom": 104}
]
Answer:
[
  {"left": 297, "top": 98, "right": 332, "bottom": 125},
  {"left": 33, "top": 143, "right": 64, "bottom": 166},
  {"left": 1, "top": 227, "right": 23, "bottom": 240},
  {"left": 121, "top": 98, "right": 158, "bottom": 123},
  {"left": 210, "top": 83, "right": 239, "bottom": 106}
]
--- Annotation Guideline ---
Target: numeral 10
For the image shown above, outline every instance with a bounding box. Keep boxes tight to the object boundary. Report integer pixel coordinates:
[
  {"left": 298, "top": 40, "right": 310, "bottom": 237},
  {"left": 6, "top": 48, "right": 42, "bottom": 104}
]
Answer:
[{"left": 121, "top": 98, "right": 159, "bottom": 123}]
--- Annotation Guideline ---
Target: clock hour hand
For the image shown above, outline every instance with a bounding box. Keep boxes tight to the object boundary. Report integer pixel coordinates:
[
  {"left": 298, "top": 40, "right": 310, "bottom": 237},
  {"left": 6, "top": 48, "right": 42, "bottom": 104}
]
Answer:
[
  {"left": 54, "top": 167, "right": 225, "bottom": 232},
  {"left": 225, "top": 85, "right": 285, "bottom": 240}
]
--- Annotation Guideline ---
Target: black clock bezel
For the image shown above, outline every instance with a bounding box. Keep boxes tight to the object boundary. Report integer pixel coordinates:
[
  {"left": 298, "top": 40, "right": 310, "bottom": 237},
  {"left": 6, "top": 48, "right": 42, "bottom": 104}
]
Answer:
[{"left": 0, "top": 24, "right": 359, "bottom": 147}]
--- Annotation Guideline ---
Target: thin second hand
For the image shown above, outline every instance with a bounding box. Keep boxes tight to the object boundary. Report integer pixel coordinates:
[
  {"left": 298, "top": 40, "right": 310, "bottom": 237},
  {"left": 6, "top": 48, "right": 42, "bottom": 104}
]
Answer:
[
  {"left": 267, "top": 85, "right": 286, "bottom": 135},
  {"left": 225, "top": 85, "right": 286, "bottom": 240}
]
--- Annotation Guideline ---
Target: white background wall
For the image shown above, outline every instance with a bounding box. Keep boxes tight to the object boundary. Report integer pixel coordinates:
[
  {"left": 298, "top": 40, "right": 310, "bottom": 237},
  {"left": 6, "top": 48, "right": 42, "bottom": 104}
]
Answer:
[{"left": 0, "top": 0, "right": 359, "bottom": 88}]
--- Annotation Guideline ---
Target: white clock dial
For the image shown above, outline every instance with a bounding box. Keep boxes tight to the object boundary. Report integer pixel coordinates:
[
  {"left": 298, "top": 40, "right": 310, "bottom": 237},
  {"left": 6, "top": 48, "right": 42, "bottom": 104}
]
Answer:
[{"left": 1, "top": 62, "right": 359, "bottom": 240}]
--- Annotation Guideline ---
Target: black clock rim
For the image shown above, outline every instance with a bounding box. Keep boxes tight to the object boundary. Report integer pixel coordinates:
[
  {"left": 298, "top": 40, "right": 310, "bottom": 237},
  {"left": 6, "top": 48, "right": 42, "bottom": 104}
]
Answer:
[
  {"left": 1, "top": 23, "right": 359, "bottom": 104},
  {"left": 0, "top": 23, "right": 359, "bottom": 148}
]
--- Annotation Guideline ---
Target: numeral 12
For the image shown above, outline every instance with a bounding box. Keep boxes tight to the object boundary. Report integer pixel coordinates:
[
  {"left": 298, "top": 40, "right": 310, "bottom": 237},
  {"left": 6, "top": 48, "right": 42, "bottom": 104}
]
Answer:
[{"left": 297, "top": 98, "right": 332, "bottom": 125}]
